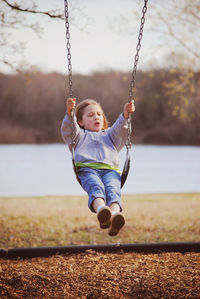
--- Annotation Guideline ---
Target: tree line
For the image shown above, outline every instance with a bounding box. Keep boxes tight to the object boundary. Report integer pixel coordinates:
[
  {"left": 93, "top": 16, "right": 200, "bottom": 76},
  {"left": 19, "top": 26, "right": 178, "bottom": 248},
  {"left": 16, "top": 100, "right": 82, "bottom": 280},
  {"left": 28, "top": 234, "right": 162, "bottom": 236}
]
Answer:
[{"left": 0, "top": 69, "right": 199, "bottom": 145}]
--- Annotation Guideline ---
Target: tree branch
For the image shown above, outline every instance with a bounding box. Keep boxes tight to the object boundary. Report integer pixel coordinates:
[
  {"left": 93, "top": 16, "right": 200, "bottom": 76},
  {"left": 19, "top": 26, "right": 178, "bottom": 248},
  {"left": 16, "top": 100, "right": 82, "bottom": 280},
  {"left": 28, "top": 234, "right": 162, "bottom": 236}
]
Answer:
[
  {"left": 3, "top": 59, "right": 23, "bottom": 73},
  {"left": 2, "top": 0, "right": 64, "bottom": 19},
  {"left": 157, "top": 10, "right": 200, "bottom": 60}
]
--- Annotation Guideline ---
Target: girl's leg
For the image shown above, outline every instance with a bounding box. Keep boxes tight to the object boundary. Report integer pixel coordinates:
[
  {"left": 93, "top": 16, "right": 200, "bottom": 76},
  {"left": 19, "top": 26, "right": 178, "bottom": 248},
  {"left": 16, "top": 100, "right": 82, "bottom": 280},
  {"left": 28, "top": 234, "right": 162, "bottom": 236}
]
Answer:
[
  {"left": 92, "top": 197, "right": 106, "bottom": 213},
  {"left": 78, "top": 168, "right": 106, "bottom": 212},
  {"left": 109, "top": 202, "right": 120, "bottom": 214},
  {"left": 78, "top": 168, "right": 111, "bottom": 229},
  {"left": 102, "top": 170, "right": 122, "bottom": 211},
  {"left": 102, "top": 170, "right": 125, "bottom": 236}
]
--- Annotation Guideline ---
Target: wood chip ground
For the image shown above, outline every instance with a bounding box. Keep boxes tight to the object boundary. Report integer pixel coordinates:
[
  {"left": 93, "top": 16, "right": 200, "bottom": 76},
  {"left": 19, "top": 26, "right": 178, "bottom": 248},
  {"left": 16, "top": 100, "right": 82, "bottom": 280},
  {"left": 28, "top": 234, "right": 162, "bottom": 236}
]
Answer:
[{"left": 0, "top": 251, "right": 199, "bottom": 298}]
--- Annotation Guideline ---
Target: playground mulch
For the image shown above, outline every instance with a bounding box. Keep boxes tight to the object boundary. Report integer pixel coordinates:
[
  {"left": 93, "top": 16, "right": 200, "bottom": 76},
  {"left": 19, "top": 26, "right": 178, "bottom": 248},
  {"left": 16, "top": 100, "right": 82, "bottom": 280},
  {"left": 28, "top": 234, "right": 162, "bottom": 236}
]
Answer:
[{"left": 0, "top": 251, "right": 199, "bottom": 298}]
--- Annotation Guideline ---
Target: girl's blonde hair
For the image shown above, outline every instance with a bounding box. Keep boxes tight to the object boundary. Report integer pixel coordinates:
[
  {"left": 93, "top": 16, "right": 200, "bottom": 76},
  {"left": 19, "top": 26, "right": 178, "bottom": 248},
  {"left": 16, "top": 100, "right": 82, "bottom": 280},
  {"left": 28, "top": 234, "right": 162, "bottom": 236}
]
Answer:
[{"left": 75, "top": 99, "right": 108, "bottom": 130}]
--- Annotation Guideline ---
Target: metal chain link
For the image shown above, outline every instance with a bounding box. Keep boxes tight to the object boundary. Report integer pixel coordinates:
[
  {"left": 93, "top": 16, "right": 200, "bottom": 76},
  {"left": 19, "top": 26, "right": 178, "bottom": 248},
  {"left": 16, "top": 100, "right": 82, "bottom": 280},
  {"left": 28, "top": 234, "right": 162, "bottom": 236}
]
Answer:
[
  {"left": 126, "top": 115, "right": 132, "bottom": 150},
  {"left": 129, "top": 0, "right": 148, "bottom": 102},
  {"left": 64, "top": 0, "right": 73, "bottom": 98},
  {"left": 126, "top": 0, "right": 148, "bottom": 150},
  {"left": 64, "top": 0, "right": 77, "bottom": 157}
]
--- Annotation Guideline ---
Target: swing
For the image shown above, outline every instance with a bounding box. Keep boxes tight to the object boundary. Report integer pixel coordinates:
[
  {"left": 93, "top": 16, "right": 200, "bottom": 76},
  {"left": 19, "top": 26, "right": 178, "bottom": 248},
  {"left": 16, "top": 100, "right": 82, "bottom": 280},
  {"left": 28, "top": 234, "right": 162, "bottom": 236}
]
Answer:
[{"left": 64, "top": 0, "right": 148, "bottom": 188}]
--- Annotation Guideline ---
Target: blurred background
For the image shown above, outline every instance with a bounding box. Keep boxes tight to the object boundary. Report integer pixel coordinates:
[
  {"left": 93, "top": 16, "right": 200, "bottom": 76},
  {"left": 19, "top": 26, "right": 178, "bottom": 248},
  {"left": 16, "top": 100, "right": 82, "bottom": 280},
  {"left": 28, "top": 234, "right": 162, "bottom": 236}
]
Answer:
[{"left": 0, "top": 0, "right": 199, "bottom": 196}]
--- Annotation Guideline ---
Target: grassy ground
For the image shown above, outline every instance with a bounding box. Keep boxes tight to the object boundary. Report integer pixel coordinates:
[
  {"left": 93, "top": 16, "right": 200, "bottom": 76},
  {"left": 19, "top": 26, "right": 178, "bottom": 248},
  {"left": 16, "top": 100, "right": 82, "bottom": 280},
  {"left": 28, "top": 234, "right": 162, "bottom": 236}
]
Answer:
[{"left": 0, "top": 193, "right": 200, "bottom": 249}]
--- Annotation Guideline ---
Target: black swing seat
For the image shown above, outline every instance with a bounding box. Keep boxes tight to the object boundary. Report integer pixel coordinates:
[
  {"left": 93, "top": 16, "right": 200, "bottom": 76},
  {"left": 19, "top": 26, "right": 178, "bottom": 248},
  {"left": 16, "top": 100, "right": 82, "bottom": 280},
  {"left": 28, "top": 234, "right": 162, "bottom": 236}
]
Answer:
[{"left": 121, "top": 155, "right": 130, "bottom": 188}]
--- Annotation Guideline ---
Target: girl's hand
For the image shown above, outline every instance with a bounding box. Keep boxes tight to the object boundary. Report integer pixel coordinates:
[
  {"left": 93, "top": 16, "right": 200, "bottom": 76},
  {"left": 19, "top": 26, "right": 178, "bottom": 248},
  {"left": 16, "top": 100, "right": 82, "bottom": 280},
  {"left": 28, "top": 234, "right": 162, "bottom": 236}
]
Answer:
[
  {"left": 123, "top": 100, "right": 135, "bottom": 118},
  {"left": 66, "top": 98, "right": 76, "bottom": 116}
]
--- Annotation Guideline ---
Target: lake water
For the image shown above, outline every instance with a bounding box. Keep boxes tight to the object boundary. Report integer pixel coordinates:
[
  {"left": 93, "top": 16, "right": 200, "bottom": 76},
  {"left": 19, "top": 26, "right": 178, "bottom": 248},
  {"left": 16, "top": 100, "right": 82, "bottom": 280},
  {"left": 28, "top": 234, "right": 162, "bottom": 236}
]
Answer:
[{"left": 0, "top": 144, "right": 200, "bottom": 196}]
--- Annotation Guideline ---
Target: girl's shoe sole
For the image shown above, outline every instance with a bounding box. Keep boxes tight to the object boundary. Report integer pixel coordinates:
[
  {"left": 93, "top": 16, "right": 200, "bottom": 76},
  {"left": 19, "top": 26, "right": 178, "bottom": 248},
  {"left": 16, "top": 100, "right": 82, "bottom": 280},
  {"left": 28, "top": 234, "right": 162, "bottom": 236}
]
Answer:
[
  {"left": 108, "top": 213, "right": 125, "bottom": 236},
  {"left": 97, "top": 206, "right": 111, "bottom": 229}
]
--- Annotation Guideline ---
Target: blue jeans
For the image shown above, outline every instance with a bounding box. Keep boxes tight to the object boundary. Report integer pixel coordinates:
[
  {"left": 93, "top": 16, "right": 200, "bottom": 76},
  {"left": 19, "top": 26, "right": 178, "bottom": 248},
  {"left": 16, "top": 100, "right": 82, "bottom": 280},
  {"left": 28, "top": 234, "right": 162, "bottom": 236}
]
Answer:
[{"left": 77, "top": 168, "right": 122, "bottom": 213}]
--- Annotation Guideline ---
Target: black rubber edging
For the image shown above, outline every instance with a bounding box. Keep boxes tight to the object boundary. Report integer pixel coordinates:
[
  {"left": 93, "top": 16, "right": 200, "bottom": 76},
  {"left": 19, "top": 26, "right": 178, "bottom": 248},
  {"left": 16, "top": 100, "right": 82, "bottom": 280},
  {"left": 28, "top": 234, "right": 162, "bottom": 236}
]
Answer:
[
  {"left": 0, "top": 249, "right": 7, "bottom": 258},
  {"left": 6, "top": 242, "right": 200, "bottom": 259}
]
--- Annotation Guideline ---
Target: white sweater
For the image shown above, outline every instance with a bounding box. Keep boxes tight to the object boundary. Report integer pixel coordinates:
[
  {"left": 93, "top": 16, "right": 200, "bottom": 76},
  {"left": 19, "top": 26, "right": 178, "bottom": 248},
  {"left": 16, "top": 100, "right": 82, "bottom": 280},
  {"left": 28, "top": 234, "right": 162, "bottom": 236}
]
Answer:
[{"left": 61, "top": 113, "right": 129, "bottom": 170}]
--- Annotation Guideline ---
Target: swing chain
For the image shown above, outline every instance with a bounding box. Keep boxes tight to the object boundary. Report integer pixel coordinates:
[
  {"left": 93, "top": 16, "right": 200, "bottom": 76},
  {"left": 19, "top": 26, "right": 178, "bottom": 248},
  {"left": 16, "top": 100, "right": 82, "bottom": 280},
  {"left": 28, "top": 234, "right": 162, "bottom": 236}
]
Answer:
[
  {"left": 64, "top": 0, "right": 77, "bottom": 153},
  {"left": 126, "top": 0, "right": 148, "bottom": 152},
  {"left": 129, "top": 0, "right": 148, "bottom": 102},
  {"left": 126, "top": 115, "right": 132, "bottom": 149},
  {"left": 64, "top": 0, "right": 73, "bottom": 98}
]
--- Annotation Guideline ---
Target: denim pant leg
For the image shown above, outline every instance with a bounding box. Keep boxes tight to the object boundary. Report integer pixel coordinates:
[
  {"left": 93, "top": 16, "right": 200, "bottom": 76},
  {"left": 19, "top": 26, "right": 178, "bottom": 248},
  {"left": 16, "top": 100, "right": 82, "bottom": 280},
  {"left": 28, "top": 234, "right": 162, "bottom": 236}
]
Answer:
[
  {"left": 102, "top": 170, "right": 122, "bottom": 212},
  {"left": 78, "top": 168, "right": 106, "bottom": 212}
]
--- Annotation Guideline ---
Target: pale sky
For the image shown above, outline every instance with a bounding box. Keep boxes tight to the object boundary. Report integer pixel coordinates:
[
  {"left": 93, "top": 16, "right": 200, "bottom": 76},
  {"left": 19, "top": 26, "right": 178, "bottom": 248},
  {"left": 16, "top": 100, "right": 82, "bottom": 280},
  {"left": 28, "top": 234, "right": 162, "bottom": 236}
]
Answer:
[{"left": 2, "top": 0, "right": 173, "bottom": 74}]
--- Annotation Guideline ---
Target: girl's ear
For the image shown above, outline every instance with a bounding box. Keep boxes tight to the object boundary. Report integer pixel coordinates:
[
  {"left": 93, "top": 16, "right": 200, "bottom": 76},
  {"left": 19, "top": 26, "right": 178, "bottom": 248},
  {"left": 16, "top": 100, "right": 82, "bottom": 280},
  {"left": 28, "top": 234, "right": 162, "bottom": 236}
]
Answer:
[{"left": 78, "top": 120, "right": 84, "bottom": 128}]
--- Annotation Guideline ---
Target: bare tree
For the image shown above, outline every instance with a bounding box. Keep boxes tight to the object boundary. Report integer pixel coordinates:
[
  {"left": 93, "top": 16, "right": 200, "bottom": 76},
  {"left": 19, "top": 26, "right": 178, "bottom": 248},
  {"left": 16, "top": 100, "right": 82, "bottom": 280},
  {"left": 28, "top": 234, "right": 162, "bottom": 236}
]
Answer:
[
  {"left": 0, "top": 0, "right": 63, "bottom": 72},
  {"left": 110, "top": 0, "right": 200, "bottom": 125},
  {"left": 150, "top": 0, "right": 200, "bottom": 67},
  {"left": 113, "top": 0, "right": 200, "bottom": 69}
]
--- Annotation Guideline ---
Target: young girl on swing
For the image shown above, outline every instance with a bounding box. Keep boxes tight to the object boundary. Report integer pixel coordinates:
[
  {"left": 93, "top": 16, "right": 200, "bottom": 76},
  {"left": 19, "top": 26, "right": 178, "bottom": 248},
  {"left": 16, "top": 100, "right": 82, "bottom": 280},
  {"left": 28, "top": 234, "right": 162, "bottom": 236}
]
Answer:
[{"left": 61, "top": 98, "right": 135, "bottom": 236}]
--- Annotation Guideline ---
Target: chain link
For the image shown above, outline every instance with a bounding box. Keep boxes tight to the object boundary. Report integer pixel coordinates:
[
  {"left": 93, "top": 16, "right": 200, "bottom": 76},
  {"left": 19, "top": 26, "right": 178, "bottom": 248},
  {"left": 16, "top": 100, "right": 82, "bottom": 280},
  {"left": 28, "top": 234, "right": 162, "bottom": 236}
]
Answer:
[
  {"left": 64, "top": 0, "right": 73, "bottom": 98},
  {"left": 126, "top": 116, "right": 132, "bottom": 150},
  {"left": 126, "top": 0, "right": 148, "bottom": 150},
  {"left": 64, "top": 0, "right": 77, "bottom": 154},
  {"left": 129, "top": 0, "right": 148, "bottom": 102}
]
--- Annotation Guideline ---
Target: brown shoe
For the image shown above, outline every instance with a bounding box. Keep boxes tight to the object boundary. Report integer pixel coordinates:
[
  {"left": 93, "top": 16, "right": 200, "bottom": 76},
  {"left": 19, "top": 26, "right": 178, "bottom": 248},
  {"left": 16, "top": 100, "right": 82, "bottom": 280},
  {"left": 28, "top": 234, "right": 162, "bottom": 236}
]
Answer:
[
  {"left": 108, "top": 213, "right": 125, "bottom": 236},
  {"left": 97, "top": 206, "right": 111, "bottom": 229}
]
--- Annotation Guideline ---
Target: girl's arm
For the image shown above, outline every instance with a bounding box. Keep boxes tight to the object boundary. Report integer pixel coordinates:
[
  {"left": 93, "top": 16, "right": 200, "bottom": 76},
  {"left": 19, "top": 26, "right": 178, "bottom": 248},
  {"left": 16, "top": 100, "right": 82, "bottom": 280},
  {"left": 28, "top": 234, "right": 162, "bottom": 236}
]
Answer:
[
  {"left": 123, "top": 100, "right": 135, "bottom": 118},
  {"left": 66, "top": 98, "right": 76, "bottom": 116},
  {"left": 61, "top": 98, "right": 80, "bottom": 146},
  {"left": 108, "top": 100, "right": 135, "bottom": 150}
]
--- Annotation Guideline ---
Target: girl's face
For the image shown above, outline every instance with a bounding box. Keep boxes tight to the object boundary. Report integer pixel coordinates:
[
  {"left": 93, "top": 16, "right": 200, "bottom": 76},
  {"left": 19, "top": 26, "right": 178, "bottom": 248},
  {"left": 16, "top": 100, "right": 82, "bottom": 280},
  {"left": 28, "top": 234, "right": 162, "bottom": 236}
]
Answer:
[{"left": 78, "top": 104, "right": 104, "bottom": 132}]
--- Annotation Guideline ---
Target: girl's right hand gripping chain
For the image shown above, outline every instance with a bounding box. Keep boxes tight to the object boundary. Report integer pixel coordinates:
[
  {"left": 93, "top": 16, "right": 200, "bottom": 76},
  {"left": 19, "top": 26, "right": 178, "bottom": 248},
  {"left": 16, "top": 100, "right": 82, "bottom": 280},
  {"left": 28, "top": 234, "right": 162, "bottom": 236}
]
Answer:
[{"left": 66, "top": 98, "right": 76, "bottom": 116}]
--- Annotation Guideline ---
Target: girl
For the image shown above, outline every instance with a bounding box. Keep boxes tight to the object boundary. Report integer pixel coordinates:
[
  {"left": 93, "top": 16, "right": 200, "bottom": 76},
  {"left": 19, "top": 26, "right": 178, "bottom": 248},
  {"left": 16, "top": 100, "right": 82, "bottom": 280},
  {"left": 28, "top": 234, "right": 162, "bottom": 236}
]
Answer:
[{"left": 61, "top": 98, "right": 135, "bottom": 236}]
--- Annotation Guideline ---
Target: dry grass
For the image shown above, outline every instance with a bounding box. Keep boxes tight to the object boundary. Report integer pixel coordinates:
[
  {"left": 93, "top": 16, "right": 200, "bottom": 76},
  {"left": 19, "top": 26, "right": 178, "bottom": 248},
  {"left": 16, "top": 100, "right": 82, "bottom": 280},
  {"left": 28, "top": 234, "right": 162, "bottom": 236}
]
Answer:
[{"left": 0, "top": 193, "right": 199, "bottom": 249}]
